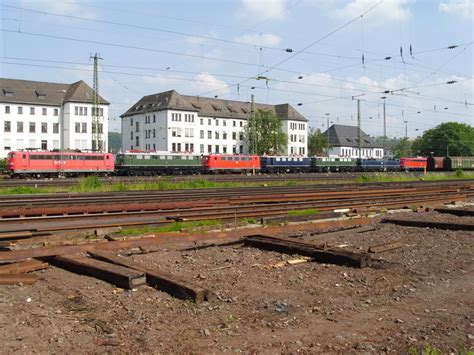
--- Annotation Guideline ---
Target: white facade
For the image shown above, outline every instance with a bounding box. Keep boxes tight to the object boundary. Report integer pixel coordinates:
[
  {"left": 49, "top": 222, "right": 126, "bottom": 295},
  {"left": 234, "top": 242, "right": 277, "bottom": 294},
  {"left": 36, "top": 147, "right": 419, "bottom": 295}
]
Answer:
[
  {"left": 0, "top": 101, "right": 108, "bottom": 158},
  {"left": 328, "top": 146, "right": 384, "bottom": 159},
  {"left": 283, "top": 120, "right": 307, "bottom": 156},
  {"left": 122, "top": 110, "right": 308, "bottom": 156}
]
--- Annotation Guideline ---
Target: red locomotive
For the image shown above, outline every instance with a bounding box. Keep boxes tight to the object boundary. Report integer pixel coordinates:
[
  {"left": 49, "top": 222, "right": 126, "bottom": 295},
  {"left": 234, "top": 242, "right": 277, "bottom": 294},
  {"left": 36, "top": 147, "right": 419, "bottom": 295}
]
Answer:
[
  {"left": 202, "top": 154, "right": 260, "bottom": 173},
  {"left": 6, "top": 150, "right": 114, "bottom": 178},
  {"left": 399, "top": 157, "right": 427, "bottom": 171}
]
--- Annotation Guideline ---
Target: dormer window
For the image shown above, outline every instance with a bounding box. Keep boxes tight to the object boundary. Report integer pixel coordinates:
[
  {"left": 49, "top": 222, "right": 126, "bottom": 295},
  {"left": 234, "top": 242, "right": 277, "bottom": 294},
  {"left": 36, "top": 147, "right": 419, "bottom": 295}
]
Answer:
[
  {"left": 3, "top": 88, "right": 14, "bottom": 97},
  {"left": 211, "top": 104, "right": 222, "bottom": 112},
  {"left": 35, "top": 90, "right": 46, "bottom": 99}
]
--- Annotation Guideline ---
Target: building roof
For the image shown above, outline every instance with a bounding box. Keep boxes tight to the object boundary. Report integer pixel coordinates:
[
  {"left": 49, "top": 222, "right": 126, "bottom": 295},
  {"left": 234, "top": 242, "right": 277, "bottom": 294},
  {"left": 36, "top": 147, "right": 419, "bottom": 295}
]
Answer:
[
  {"left": 121, "top": 90, "right": 307, "bottom": 122},
  {"left": 324, "top": 124, "right": 382, "bottom": 148},
  {"left": 0, "top": 78, "right": 109, "bottom": 106}
]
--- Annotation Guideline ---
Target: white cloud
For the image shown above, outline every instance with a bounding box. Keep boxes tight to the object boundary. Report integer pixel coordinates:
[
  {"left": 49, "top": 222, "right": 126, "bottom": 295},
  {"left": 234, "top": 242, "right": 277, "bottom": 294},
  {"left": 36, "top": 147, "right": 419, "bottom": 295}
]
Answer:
[
  {"left": 239, "top": 0, "right": 288, "bottom": 20},
  {"left": 190, "top": 73, "right": 230, "bottom": 95},
  {"left": 25, "top": 0, "right": 95, "bottom": 17},
  {"left": 439, "top": 0, "right": 474, "bottom": 20},
  {"left": 332, "top": 0, "right": 411, "bottom": 26},
  {"left": 234, "top": 33, "right": 282, "bottom": 47}
]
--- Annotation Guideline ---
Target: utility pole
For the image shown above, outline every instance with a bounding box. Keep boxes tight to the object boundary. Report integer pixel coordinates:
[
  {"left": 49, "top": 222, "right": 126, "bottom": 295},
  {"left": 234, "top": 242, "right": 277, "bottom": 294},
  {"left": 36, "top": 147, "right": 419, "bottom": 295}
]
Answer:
[
  {"left": 325, "top": 113, "right": 330, "bottom": 157},
  {"left": 59, "top": 90, "right": 66, "bottom": 177},
  {"left": 404, "top": 120, "right": 408, "bottom": 140},
  {"left": 381, "top": 96, "right": 387, "bottom": 157},
  {"left": 357, "top": 100, "right": 362, "bottom": 159},
  {"left": 250, "top": 94, "right": 255, "bottom": 155},
  {"left": 90, "top": 53, "right": 103, "bottom": 151}
]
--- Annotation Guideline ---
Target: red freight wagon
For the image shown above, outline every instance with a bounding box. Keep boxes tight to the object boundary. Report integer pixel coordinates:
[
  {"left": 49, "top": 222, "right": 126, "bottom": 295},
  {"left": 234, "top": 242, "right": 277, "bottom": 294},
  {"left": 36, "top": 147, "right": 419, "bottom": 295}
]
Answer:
[
  {"left": 427, "top": 156, "right": 444, "bottom": 171},
  {"left": 6, "top": 151, "right": 114, "bottom": 178},
  {"left": 400, "top": 157, "right": 427, "bottom": 171},
  {"left": 202, "top": 154, "right": 260, "bottom": 173}
]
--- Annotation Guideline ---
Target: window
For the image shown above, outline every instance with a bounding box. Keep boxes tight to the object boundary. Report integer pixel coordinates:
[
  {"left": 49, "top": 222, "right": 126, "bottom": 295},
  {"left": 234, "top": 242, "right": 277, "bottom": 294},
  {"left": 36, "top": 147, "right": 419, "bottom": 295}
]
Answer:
[
  {"left": 215, "top": 145, "right": 219, "bottom": 153},
  {"left": 207, "top": 145, "right": 212, "bottom": 153},
  {"left": 130, "top": 132, "right": 133, "bottom": 140},
  {"left": 81, "top": 123, "right": 87, "bottom": 133},
  {"left": 41, "top": 140, "right": 47, "bottom": 150},
  {"left": 172, "top": 143, "right": 176, "bottom": 152},
  {"left": 223, "top": 120, "right": 226, "bottom": 127},
  {"left": 216, "top": 119, "right": 219, "bottom": 126},
  {"left": 215, "top": 131, "right": 219, "bottom": 139},
  {"left": 17, "top": 122, "right": 23, "bottom": 133},
  {"left": 135, "top": 136, "right": 139, "bottom": 146},
  {"left": 41, "top": 123, "right": 48, "bottom": 133},
  {"left": 240, "top": 121, "right": 243, "bottom": 127},
  {"left": 4, "top": 139, "right": 11, "bottom": 150},
  {"left": 233, "top": 120, "right": 236, "bottom": 127},
  {"left": 29, "top": 122, "right": 35, "bottom": 133},
  {"left": 130, "top": 118, "right": 133, "bottom": 126},
  {"left": 239, "top": 133, "right": 243, "bottom": 140},
  {"left": 75, "top": 122, "right": 81, "bottom": 133},
  {"left": 42, "top": 108, "right": 47, "bottom": 115},
  {"left": 208, "top": 119, "right": 211, "bottom": 125},
  {"left": 53, "top": 123, "right": 59, "bottom": 134},
  {"left": 54, "top": 108, "right": 58, "bottom": 116},
  {"left": 30, "top": 107, "right": 35, "bottom": 115},
  {"left": 223, "top": 146, "right": 227, "bottom": 154},
  {"left": 207, "top": 131, "right": 212, "bottom": 139},
  {"left": 4, "top": 121, "right": 11, "bottom": 132},
  {"left": 232, "top": 132, "right": 237, "bottom": 140},
  {"left": 18, "top": 107, "right": 23, "bottom": 114},
  {"left": 200, "top": 144, "right": 204, "bottom": 153},
  {"left": 135, "top": 122, "right": 139, "bottom": 132},
  {"left": 153, "top": 129, "right": 156, "bottom": 138},
  {"left": 200, "top": 130, "right": 204, "bottom": 139},
  {"left": 153, "top": 115, "right": 156, "bottom": 123},
  {"left": 223, "top": 132, "right": 227, "bottom": 140},
  {"left": 5, "top": 106, "right": 10, "bottom": 114}
]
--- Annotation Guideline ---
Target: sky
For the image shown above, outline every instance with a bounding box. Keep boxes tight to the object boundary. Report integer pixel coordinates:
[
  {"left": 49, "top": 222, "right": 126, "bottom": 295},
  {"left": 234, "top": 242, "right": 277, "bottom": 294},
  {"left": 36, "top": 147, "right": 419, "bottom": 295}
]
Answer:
[{"left": 1, "top": 0, "right": 473, "bottom": 137}]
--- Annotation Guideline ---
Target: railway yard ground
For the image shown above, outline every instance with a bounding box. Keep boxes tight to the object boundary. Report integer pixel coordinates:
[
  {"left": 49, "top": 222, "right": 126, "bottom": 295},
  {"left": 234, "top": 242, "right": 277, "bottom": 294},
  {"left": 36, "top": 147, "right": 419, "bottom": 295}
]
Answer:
[{"left": 0, "top": 178, "right": 473, "bottom": 353}]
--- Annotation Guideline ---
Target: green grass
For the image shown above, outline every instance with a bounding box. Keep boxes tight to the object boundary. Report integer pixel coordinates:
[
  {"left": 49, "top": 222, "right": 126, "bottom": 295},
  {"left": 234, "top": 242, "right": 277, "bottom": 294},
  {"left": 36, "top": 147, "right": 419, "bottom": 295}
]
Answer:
[
  {"left": 288, "top": 208, "right": 320, "bottom": 216},
  {"left": 356, "top": 171, "right": 474, "bottom": 183},
  {"left": 1, "top": 171, "right": 473, "bottom": 195},
  {"left": 119, "top": 219, "right": 221, "bottom": 235}
]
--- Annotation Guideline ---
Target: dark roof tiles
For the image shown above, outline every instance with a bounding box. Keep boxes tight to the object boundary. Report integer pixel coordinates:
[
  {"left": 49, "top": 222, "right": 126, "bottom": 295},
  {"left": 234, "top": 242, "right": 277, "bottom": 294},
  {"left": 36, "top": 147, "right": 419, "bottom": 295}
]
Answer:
[
  {"left": 324, "top": 124, "right": 382, "bottom": 148},
  {"left": 0, "top": 78, "right": 109, "bottom": 106},
  {"left": 121, "top": 90, "right": 307, "bottom": 122}
]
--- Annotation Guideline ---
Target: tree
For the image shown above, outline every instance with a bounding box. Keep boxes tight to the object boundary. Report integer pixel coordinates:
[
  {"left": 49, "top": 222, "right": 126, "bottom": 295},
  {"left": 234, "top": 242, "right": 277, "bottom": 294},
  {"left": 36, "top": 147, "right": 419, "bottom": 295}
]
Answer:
[
  {"left": 393, "top": 137, "right": 412, "bottom": 158},
  {"left": 307, "top": 128, "right": 327, "bottom": 156},
  {"left": 412, "top": 122, "right": 474, "bottom": 156},
  {"left": 108, "top": 132, "right": 122, "bottom": 153},
  {"left": 244, "top": 109, "right": 287, "bottom": 155}
]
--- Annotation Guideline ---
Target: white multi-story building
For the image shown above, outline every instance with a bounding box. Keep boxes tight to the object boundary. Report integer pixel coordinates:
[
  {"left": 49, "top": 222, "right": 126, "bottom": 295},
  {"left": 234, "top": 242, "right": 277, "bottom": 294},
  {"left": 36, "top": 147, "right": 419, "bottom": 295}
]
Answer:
[
  {"left": 324, "top": 124, "right": 384, "bottom": 159},
  {"left": 121, "top": 90, "right": 308, "bottom": 156},
  {"left": 0, "top": 78, "right": 109, "bottom": 158}
]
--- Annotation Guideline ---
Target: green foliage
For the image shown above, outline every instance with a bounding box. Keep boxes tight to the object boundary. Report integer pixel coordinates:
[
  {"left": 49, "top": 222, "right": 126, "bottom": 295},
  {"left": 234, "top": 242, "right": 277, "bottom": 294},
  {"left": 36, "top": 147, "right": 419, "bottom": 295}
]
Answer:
[
  {"left": 412, "top": 122, "right": 474, "bottom": 156},
  {"left": 288, "top": 209, "right": 319, "bottom": 216},
  {"left": 393, "top": 137, "right": 412, "bottom": 158},
  {"left": 455, "top": 169, "right": 465, "bottom": 178},
  {"left": 75, "top": 176, "right": 103, "bottom": 192},
  {"left": 307, "top": 128, "right": 327, "bottom": 156},
  {"left": 119, "top": 220, "right": 220, "bottom": 235},
  {"left": 0, "top": 158, "right": 6, "bottom": 172},
  {"left": 108, "top": 132, "right": 122, "bottom": 153},
  {"left": 245, "top": 109, "right": 288, "bottom": 155},
  {"left": 0, "top": 186, "right": 51, "bottom": 195}
]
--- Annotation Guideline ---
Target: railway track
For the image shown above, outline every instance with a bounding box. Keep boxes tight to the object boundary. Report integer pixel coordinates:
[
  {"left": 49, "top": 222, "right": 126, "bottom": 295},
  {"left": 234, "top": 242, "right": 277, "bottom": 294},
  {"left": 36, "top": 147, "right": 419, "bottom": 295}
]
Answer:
[{"left": 0, "top": 180, "right": 472, "bottom": 236}]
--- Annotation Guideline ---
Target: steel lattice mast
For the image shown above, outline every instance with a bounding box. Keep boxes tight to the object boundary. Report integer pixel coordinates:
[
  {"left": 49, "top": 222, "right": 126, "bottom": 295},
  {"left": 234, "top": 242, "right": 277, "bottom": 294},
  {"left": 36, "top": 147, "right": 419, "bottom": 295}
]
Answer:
[{"left": 91, "top": 53, "right": 103, "bottom": 151}]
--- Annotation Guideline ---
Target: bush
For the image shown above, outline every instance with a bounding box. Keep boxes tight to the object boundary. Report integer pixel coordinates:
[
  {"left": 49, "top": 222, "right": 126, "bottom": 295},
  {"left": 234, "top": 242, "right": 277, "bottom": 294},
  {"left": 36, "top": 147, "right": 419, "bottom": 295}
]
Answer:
[
  {"left": 455, "top": 169, "right": 465, "bottom": 178},
  {"left": 77, "top": 175, "right": 103, "bottom": 191},
  {"left": 0, "top": 159, "right": 6, "bottom": 172}
]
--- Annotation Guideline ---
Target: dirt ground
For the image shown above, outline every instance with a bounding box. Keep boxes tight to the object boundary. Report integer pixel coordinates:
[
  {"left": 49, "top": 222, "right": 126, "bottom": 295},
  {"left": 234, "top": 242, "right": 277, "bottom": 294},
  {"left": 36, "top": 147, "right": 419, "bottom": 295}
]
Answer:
[{"left": 1, "top": 207, "right": 473, "bottom": 354}]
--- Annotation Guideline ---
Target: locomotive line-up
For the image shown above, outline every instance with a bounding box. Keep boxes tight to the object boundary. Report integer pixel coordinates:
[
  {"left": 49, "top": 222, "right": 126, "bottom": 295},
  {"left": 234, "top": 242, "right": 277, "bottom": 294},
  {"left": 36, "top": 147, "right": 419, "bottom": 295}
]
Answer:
[{"left": 4, "top": 150, "right": 474, "bottom": 178}]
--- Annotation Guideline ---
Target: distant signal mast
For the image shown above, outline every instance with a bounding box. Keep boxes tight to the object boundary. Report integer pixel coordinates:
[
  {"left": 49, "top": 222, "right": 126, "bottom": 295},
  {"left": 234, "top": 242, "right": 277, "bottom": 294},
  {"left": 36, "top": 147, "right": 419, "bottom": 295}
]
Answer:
[{"left": 90, "top": 53, "right": 103, "bottom": 151}]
